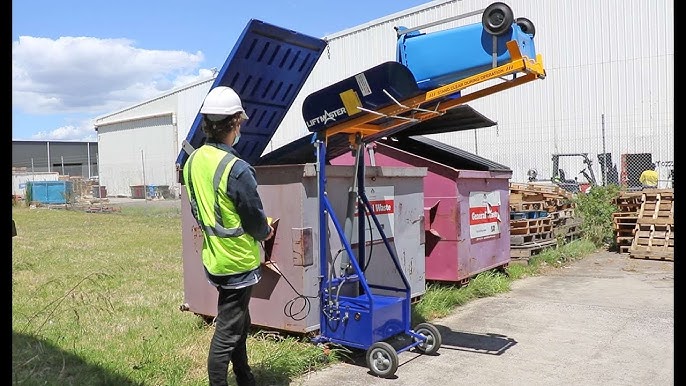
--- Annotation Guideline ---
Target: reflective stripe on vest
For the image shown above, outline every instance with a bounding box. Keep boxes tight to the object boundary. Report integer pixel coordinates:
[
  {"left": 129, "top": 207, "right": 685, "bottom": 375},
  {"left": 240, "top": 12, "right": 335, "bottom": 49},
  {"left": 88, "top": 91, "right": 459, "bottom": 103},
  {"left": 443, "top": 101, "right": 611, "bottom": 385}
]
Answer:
[
  {"left": 185, "top": 150, "right": 243, "bottom": 238},
  {"left": 182, "top": 145, "right": 260, "bottom": 276}
]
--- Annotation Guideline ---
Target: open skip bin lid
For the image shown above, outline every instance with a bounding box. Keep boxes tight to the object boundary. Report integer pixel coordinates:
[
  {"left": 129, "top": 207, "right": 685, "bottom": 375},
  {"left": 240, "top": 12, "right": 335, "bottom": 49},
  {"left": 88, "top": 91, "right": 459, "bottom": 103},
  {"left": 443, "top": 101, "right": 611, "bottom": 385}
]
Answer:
[
  {"left": 176, "top": 19, "right": 327, "bottom": 169},
  {"left": 378, "top": 135, "right": 512, "bottom": 172},
  {"left": 256, "top": 104, "right": 496, "bottom": 165}
]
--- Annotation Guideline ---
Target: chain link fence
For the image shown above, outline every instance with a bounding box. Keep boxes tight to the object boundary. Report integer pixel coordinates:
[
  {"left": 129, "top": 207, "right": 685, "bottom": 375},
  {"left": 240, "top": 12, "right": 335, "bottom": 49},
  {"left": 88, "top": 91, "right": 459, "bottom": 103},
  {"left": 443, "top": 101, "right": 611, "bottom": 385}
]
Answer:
[{"left": 436, "top": 111, "right": 674, "bottom": 193}]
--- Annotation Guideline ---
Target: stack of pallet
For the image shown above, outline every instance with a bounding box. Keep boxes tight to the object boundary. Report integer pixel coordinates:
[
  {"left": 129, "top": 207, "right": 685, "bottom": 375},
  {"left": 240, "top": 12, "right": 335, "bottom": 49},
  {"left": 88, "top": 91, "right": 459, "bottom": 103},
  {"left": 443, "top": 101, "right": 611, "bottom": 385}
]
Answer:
[
  {"left": 611, "top": 191, "right": 643, "bottom": 253},
  {"left": 508, "top": 182, "right": 581, "bottom": 259},
  {"left": 628, "top": 189, "right": 674, "bottom": 261}
]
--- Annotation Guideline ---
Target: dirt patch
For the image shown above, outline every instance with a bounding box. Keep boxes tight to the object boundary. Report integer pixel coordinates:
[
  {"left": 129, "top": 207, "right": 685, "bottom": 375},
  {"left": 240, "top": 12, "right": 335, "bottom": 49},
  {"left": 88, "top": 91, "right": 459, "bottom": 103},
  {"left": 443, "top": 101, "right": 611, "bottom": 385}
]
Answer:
[
  {"left": 559, "top": 249, "right": 675, "bottom": 280},
  {"left": 530, "top": 248, "right": 674, "bottom": 278}
]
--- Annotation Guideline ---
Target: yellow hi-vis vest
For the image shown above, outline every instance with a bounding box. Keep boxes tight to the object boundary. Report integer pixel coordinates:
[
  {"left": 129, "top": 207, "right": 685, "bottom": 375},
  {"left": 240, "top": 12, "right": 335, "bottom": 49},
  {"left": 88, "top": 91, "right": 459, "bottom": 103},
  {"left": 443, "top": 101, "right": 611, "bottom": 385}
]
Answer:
[{"left": 182, "top": 145, "right": 260, "bottom": 276}]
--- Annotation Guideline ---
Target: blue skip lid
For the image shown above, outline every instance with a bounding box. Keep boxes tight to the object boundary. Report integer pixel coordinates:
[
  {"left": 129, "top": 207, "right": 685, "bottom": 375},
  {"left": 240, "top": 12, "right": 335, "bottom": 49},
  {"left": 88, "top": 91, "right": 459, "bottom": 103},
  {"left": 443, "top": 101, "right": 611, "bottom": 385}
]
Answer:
[{"left": 175, "top": 19, "right": 327, "bottom": 168}]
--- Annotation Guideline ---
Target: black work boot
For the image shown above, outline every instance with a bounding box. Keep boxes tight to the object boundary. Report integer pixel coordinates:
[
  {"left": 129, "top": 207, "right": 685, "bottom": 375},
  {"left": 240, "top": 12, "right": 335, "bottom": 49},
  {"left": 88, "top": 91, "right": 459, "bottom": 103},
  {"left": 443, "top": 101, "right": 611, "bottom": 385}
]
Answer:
[{"left": 234, "top": 366, "right": 255, "bottom": 386}]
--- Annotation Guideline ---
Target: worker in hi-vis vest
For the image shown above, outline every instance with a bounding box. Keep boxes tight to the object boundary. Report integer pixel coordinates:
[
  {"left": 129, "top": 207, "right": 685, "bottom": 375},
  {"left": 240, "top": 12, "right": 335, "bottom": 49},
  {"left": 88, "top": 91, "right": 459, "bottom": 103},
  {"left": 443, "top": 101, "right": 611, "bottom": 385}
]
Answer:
[{"left": 183, "top": 86, "right": 274, "bottom": 386}]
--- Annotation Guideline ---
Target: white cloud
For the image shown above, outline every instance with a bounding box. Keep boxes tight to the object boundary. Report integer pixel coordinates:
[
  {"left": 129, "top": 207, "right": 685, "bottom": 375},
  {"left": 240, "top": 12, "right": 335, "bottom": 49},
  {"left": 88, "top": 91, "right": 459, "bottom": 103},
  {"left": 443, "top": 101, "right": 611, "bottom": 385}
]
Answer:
[
  {"left": 172, "top": 68, "right": 218, "bottom": 89},
  {"left": 12, "top": 36, "right": 209, "bottom": 116},
  {"left": 30, "top": 116, "right": 98, "bottom": 142},
  {"left": 30, "top": 125, "right": 97, "bottom": 142}
]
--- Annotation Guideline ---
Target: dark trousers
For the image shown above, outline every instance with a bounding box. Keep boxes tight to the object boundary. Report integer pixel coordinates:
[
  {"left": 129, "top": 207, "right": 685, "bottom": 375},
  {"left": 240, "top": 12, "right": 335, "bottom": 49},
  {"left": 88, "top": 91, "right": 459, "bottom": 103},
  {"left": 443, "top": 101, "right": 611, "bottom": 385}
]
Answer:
[{"left": 208, "top": 285, "right": 255, "bottom": 386}]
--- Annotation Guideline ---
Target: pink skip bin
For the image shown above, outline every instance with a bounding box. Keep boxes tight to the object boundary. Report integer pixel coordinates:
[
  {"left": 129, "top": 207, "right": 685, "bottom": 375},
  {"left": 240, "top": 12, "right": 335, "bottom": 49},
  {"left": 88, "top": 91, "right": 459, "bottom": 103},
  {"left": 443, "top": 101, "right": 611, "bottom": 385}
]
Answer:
[{"left": 332, "top": 136, "right": 512, "bottom": 283}]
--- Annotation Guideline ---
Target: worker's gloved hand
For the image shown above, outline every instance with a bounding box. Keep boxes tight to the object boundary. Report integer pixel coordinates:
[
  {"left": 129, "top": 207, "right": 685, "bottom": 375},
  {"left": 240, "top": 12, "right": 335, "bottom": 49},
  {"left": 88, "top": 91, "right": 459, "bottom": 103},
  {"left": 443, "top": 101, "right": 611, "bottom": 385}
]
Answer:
[{"left": 264, "top": 225, "right": 275, "bottom": 241}]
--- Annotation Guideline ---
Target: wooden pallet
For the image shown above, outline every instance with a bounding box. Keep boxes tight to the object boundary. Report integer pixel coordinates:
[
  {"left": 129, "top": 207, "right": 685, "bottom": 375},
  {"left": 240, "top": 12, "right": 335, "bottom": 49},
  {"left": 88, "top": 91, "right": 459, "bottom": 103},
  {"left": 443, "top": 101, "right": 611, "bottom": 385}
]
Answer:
[
  {"left": 510, "top": 192, "right": 545, "bottom": 204},
  {"left": 510, "top": 201, "right": 547, "bottom": 212},
  {"left": 510, "top": 231, "right": 555, "bottom": 246},
  {"left": 553, "top": 202, "right": 575, "bottom": 211},
  {"left": 510, "top": 182, "right": 569, "bottom": 196},
  {"left": 636, "top": 191, "right": 674, "bottom": 224},
  {"left": 615, "top": 235, "right": 634, "bottom": 246},
  {"left": 510, "top": 239, "right": 557, "bottom": 258},
  {"left": 613, "top": 191, "right": 644, "bottom": 202},
  {"left": 613, "top": 191, "right": 643, "bottom": 215},
  {"left": 511, "top": 210, "right": 549, "bottom": 220},
  {"left": 629, "top": 223, "right": 674, "bottom": 261},
  {"left": 629, "top": 250, "right": 674, "bottom": 261},
  {"left": 613, "top": 214, "right": 638, "bottom": 227},
  {"left": 614, "top": 220, "right": 637, "bottom": 234},
  {"left": 620, "top": 188, "right": 675, "bottom": 261},
  {"left": 510, "top": 218, "right": 553, "bottom": 235},
  {"left": 613, "top": 210, "right": 638, "bottom": 248},
  {"left": 553, "top": 220, "right": 582, "bottom": 238},
  {"left": 550, "top": 208, "right": 575, "bottom": 221}
]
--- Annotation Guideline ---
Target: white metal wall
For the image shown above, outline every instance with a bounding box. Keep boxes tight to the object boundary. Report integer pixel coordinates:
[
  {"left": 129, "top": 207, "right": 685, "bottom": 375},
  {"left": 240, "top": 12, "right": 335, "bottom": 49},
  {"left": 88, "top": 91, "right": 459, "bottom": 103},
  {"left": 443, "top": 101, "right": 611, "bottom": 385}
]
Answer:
[
  {"left": 95, "top": 78, "right": 216, "bottom": 197},
  {"left": 97, "top": 115, "right": 176, "bottom": 197},
  {"left": 176, "top": 79, "right": 215, "bottom": 154},
  {"left": 94, "top": 0, "right": 673, "bottom": 193},
  {"left": 270, "top": 0, "right": 674, "bottom": 186}
]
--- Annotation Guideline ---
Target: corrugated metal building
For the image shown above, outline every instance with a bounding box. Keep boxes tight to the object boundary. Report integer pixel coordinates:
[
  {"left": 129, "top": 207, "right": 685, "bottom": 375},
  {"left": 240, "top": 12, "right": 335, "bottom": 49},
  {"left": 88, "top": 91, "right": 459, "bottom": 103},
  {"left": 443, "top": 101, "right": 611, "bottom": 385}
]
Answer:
[
  {"left": 94, "top": 77, "right": 216, "bottom": 197},
  {"left": 12, "top": 140, "right": 98, "bottom": 178},
  {"left": 95, "top": 0, "right": 674, "bottom": 195}
]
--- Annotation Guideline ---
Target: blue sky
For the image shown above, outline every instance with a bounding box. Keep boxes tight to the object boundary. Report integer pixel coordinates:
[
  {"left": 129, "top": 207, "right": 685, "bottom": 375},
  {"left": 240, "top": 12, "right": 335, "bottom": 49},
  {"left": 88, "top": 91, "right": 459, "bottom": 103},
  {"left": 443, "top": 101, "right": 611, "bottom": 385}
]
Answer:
[{"left": 12, "top": 0, "right": 433, "bottom": 141}]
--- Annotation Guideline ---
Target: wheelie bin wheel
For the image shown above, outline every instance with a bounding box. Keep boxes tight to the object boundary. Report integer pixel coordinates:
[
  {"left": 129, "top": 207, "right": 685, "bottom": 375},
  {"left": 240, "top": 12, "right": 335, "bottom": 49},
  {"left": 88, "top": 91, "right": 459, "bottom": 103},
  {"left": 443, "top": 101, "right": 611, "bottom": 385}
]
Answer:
[
  {"left": 365, "top": 341, "right": 399, "bottom": 378},
  {"left": 515, "top": 17, "right": 536, "bottom": 37},
  {"left": 482, "top": 2, "right": 514, "bottom": 36},
  {"left": 413, "top": 322, "right": 442, "bottom": 355}
]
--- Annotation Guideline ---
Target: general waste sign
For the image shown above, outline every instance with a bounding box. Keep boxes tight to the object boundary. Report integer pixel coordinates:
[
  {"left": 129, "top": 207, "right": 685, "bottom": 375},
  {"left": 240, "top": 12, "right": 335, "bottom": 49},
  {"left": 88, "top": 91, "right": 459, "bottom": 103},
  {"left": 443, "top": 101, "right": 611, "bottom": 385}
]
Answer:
[
  {"left": 352, "top": 185, "right": 395, "bottom": 244},
  {"left": 469, "top": 191, "right": 502, "bottom": 240}
]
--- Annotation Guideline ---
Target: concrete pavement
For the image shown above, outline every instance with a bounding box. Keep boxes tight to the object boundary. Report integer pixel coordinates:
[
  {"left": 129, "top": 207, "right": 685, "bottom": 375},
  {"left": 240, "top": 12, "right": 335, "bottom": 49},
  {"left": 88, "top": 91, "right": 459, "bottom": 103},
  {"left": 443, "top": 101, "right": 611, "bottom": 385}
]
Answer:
[{"left": 291, "top": 251, "right": 674, "bottom": 386}]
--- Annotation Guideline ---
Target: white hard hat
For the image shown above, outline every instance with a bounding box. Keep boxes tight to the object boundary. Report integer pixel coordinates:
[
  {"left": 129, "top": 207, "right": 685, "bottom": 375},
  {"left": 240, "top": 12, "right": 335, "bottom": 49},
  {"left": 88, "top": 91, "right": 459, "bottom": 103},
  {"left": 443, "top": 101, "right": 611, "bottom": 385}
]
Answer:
[{"left": 200, "top": 86, "right": 249, "bottom": 121}]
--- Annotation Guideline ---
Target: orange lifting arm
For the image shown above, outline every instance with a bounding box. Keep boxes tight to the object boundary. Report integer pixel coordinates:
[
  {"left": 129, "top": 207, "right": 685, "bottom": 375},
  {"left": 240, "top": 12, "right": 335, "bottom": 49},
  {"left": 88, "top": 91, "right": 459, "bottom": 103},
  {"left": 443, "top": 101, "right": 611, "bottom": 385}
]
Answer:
[{"left": 324, "top": 40, "right": 545, "bottom": 140}]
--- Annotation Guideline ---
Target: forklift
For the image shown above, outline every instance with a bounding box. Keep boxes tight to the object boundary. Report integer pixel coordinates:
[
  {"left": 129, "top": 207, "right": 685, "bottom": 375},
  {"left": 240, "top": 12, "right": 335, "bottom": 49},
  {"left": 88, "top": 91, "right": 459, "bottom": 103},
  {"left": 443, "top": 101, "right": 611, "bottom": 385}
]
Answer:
[{"left": 550, "top": 153, "right": 597, "bottom": 193}]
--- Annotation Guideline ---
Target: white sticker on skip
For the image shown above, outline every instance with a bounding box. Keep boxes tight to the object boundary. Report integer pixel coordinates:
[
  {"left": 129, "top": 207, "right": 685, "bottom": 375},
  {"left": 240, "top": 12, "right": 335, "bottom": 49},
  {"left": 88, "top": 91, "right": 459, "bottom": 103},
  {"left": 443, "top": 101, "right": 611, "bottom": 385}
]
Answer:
[{"left": 355, "top": 73, "right": 372, "bottom": 96}]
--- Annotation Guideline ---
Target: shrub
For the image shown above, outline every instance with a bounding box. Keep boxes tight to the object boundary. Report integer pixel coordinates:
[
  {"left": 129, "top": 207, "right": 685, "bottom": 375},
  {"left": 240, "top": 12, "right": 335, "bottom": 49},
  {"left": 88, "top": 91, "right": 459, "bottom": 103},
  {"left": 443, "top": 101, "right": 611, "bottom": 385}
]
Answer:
[{"left": 573, "top": 184, "right": 620, "bottom": 246}]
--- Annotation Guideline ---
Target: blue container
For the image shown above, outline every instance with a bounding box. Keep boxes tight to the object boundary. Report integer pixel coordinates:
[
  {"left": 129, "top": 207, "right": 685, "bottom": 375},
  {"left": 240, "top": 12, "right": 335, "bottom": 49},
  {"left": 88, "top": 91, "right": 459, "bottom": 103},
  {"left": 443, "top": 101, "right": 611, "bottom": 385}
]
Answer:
[
  {"left": 147, "top": 185, "right": 156, "bottom": 198},
  {"left": 397, "top": 22, "right": 536, "bottom": 90},
  {"left": 321, "top": 295, "right": 406, "bottom": 349},
  {"left": 27, "top": 181, "right": 74, "bottom": 204}
]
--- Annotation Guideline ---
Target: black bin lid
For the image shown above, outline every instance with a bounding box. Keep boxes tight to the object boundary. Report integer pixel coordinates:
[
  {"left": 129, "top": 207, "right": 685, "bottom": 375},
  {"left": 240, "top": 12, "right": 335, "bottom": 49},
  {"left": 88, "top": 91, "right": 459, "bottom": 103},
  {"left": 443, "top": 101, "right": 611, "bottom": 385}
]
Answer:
[{"left": 257, "top": 104, "right": 500, "bottom": 166}]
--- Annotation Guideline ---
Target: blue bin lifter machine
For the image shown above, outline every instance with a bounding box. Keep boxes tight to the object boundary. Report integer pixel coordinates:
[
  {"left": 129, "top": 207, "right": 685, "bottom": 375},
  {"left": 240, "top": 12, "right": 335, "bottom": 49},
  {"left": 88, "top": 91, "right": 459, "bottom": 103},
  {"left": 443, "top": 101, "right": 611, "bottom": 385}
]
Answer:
[
  {"left": 301, "top": 2, "right": 544, "bottom": 377},
  {"left": 177, "top": 2, "right": 545, "bottom": 378}
]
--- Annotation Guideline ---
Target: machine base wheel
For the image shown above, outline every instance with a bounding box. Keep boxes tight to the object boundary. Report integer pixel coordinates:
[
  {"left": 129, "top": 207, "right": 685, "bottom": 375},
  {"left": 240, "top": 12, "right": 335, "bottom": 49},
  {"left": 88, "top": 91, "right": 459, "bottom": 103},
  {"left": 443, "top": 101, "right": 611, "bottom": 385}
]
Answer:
[
  {"left": 413, "top": 322, "right": 442, "bottom": 355},
  {"left": 365, "top": 341, "right": 399, "bottom": 378}
]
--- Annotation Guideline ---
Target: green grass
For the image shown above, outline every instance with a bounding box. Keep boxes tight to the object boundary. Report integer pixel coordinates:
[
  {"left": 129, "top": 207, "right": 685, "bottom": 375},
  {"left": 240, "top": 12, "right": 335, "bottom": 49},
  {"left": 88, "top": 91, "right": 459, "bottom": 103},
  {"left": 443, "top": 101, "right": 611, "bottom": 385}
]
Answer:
[
  {"left": 12, "top": 204, "right": 598, "bottom": 385},
  {"left": 12, "top": 205, "right": 332, "bottom": 385},
  {"left": 527, "top": 238, "right": 599, "bottom": 269}
]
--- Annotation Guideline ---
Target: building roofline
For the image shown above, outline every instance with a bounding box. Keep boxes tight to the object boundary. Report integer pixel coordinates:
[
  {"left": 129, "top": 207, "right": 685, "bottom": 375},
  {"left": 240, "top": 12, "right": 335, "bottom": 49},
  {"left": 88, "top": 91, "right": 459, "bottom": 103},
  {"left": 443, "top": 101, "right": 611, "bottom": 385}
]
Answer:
[
  {"left": 93, "top": 1, "right": 453, "bottom": 125},
  {"left": 94, "top": 74, "right": 217, "bottom": 122},
  {"left": 12, "top": 139, "right": 97, "bottom": 144}
]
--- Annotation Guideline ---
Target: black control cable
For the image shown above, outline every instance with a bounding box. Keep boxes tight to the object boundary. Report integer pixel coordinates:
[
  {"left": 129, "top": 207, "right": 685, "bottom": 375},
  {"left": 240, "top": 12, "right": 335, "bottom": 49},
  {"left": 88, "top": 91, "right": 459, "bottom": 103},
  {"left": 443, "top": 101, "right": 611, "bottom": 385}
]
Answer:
[{"left": 260, "top": 241, "right": 319, "bottom": 321}]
